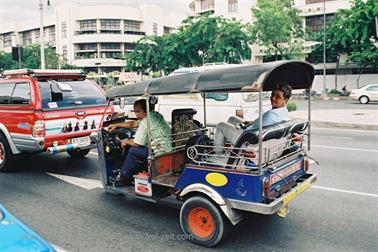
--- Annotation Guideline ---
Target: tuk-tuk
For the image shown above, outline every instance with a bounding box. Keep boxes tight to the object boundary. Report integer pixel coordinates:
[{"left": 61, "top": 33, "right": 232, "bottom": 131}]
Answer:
[{"left": 95, "top": 60, "right": 317, "bottom": 247}]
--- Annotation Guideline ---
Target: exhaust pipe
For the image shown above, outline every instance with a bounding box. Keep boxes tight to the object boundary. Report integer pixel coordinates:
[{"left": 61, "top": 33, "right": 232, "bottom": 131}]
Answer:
[{"left": 47, "top": 143, "right": 80, "bottom": 155}]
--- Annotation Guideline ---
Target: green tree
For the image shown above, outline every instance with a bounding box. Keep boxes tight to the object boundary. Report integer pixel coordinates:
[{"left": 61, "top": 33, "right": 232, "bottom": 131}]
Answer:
[
  {"left": 250, "top": 0, "right": 304, "bottom": 60},
  {"left": 0, "top": 52, "right": 18, "bottom": 71},
  {"left": 126, "top": 15, "right": 251, "bottom": 75}
]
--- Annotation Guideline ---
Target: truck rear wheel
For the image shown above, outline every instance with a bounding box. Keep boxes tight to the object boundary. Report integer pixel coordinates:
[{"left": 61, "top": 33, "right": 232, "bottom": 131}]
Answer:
[
  {"left": 0, "top": 133, "right": 14, "bottom": 172},
  {"left": 180, "top": 196, "right": 228, "bottom": 247},
  {"left": 67, "top": 149, "right": 90, "bottom": 158}
]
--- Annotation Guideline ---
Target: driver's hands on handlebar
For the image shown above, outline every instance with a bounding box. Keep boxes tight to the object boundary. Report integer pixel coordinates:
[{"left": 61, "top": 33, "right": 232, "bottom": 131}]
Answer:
[{"left": 107, "top": 123, "right": 118, "bottom": 132}]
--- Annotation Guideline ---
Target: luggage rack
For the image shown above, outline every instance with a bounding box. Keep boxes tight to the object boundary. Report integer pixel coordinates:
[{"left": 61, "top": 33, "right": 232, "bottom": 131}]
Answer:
[{"left": 186, "top": 134, "right": 306, "bottom": 171}]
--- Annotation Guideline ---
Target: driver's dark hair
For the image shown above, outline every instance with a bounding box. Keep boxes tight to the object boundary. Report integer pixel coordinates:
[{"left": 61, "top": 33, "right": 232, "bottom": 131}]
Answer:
[
  {"left": 134, "top": 99, "right": 154, "bottom": 112},
  {"left": 275, "top": 82, "right": 292, "bottom": 99}
]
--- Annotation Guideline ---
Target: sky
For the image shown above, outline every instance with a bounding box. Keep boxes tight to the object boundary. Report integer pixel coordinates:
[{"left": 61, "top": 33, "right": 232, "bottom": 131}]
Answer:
[{"left": 0, "top": 0, "right": 190, "bottom": 23}]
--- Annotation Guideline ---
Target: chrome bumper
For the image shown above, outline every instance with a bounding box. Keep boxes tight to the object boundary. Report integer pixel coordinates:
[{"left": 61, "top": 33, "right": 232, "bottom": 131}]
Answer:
[
  {"left": 226, "top": 173, "right": 317, "bottom": 215},
  {"left": 47, "top": 143, "right": 96, "bottom": 154}
]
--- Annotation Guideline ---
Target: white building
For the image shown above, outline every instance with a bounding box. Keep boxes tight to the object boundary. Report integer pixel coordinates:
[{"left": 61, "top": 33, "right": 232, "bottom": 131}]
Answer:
[
  {"left": 188, "top": 0, "right": 378, "bottom": 91},
  {"left": 0, "top": 2, "right": 186, "bottom": 74}
]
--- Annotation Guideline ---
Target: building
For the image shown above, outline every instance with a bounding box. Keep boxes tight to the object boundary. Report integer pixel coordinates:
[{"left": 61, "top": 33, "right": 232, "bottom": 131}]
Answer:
[
  {"left": 188, "top": 0, "right": 377, "bottom": 92},
  {"left": 0, "top": 2, "right": 186, "bottom": 74}
]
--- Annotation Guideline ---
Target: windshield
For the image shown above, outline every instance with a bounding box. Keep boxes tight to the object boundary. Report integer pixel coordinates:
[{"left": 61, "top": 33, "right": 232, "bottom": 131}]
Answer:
[
  {"left": 38, "top": 79, "right": 107, "bottom": 109},
  {"left": 242, "top": 92, "right": 270, "bottom": 102}
]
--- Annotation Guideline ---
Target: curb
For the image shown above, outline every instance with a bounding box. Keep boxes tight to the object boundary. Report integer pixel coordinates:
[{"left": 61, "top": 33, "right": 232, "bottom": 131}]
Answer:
[{"left": 310, "top": 121, "right": 378, "bottom": 131}]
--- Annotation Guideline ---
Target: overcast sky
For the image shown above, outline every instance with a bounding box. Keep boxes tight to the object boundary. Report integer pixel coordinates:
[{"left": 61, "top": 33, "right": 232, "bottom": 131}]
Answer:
[{"left": 0, "top": 0, "right": 190, "bottom": 23}]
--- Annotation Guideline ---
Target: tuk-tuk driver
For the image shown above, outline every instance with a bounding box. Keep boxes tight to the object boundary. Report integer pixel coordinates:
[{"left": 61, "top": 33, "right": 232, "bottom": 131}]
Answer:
[
  {"left": 213, "top": 82, "right": 292, "bottom": 153},
  {"left": 108, "top": 99, "right": 171, "bottom": 184}
]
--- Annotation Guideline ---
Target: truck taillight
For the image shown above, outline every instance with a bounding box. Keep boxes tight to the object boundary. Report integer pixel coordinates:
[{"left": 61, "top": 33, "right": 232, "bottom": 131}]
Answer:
[
  {"left": 235, "top": 109, "right": 244, "bottom": 118},
  {"left": 32, "top": 120, "right": 45, "bottom": 138},
  {"left": 262, "top": 177, "right": 270, "bottom": 197},
  {"left": 304, "top": 158, "right": 310, "bottom": 173}
]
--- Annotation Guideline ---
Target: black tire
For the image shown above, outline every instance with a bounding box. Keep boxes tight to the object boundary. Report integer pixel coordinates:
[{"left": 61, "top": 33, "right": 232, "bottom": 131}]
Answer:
[
  {"left": 359, "top": 96, "right": 369, "bottom": 104},
  {"left": 0, "top": 133, "right": 14, "bottom": 172},
  {"left": 67, "top": 149, "right": 90, "bottom": 158},
  {"left": 180, "top": 196, "right": 228, "bottom": 247}
]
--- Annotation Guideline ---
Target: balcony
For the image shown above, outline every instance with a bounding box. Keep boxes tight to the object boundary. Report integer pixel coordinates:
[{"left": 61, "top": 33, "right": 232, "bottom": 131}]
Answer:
[
  {"left": 72, "top": 33, "right": 141, "bottom": 44},
  {"left": 72, "top": 58, "right": 126, "bottom": 68}
]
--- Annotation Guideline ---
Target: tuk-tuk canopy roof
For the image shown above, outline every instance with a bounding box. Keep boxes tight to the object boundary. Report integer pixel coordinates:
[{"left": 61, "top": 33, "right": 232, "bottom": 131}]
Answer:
[{"left": 107, "top": 60, "right": 314, "bottom": 99}]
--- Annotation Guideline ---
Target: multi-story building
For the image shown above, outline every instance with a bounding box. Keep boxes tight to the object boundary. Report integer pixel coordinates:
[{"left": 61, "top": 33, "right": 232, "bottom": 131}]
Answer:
[
  {"left": 0, "top": 2, "right": 185, "bottom": 74},
  {"left": 189, "top": 0, "right": 377, "bottom": 91}
]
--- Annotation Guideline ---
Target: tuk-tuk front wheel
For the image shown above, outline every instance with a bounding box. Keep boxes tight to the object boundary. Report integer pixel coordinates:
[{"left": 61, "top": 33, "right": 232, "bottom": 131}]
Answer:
[{"left": 180, "top": 196, "right": 228, "bottom": 247}]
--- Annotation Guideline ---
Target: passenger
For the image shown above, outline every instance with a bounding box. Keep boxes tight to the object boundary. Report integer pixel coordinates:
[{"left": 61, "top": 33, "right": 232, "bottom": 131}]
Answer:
[
  {"left": 108, "top": 99, "right": 171, "bottom": 184},
  {"left": 213, "top": 82, "right": 292, "bottom": 153}
]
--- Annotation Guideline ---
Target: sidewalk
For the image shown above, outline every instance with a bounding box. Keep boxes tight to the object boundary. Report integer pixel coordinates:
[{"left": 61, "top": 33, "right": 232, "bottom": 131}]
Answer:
[{"left": 290, "top": 109, "right": 378, "bottom": 131}]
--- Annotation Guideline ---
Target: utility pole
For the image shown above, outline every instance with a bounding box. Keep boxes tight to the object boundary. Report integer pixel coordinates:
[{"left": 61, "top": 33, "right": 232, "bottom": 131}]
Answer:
[
  {"left": 323, "top": 0, "right": 327, "bottom": 95},
  {"left": 39, "top": 0, "right": 50, "bottom": 70}
]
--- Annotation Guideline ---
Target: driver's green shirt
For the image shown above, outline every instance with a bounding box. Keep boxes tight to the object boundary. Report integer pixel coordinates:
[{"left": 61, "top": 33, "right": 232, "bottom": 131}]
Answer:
[{"left": 134, "top": 111, "right": 172, "bottom": 155}]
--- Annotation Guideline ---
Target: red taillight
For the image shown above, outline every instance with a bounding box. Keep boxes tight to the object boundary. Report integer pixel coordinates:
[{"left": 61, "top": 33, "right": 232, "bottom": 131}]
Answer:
[
  {"left": 293, "top": 135, "right": 301, "bottom": 144},
  {"left": 32, "top": 120, "right": 45, "bottom": 138},
  {"left": 304, "top": 158, "right": 310, "bottom": 172},
  {"left": 262, "top": 177, "right": 270, "bottom": 197},
  {"left": 244, "top": 151, "right": 256, "bottom": 158},
  {"left": 235, "top": 109, "right": 244, "bottom": 118}
]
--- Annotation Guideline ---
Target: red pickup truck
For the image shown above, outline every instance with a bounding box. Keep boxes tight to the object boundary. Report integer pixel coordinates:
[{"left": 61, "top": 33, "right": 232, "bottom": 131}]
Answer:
[{"left": 0, "top": 69, "right": 112, "bottom": 172}]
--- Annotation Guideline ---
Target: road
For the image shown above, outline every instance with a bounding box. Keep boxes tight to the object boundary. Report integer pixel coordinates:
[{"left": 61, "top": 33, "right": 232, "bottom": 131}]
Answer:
[
  {"left": 294, "top": 98, "right": 378, "bottom": 111},
  {"left": 0, "top": 127, "right": 377, "bottom": 252}
]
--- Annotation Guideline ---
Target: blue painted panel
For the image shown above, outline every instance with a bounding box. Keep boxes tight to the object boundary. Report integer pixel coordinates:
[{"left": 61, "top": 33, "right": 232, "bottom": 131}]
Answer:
[
  {"left": 176, "top": 167, "right": 264, "bottom": 202},
  {"left": 0, "top": 204, "right": 55, "bottom": 252}
]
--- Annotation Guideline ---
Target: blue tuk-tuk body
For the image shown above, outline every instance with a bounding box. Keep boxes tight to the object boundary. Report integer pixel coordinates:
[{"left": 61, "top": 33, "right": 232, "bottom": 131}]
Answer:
[{"left": 97, "top": 60, "right": 317, "bottom": 247}]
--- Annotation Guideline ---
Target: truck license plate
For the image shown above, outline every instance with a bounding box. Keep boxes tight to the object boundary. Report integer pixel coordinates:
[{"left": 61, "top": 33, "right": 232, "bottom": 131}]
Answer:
[{"left": 71, "top": 136, "right": 90, "bottom": 147}]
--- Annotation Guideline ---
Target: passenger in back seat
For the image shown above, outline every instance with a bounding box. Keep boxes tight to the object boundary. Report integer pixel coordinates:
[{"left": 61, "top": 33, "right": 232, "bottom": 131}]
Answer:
[{"left": 213, "top": 83, "right": 292, "bottom": 153}]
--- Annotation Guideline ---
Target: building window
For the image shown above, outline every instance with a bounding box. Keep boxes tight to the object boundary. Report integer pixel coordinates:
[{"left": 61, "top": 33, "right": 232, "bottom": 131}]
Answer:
[
  {"left": 79, "top": 43, "right": 97, "bottom": 51},
  {"left": 2, "top": 33, "right": 13, "bottom": 47},
  {"left": 124, "top": 43, "right": 135, "bottom": 51},
  {"left": 62, "top": 45, "right": 67, "bottom": 59},
  {"left": 200, "top": 0, "right": 214, "bottom": 10},
  {"left": 35, "top": 29, "right": 40, "bottom": 41},
  {"left": 228, "top": 0, "right": 238, "bottom": 12},
  {"left": 21, "top": 31, "right": 33, "bottom": 46},
  {"left": 61, "top": 21, "right": 67, "bottom": 38},
  {"left": 124, "top": 20, "right": 141, "bottom": 32},
  {"left": 163, "top": 26, "right": 174, "bottom": 34},
  {"left": 101, "top": 43, "right": 121, "bottom": 50},
  {"left": 305, "top": 14, "right": 335, "bottom": 32},
  {"left": 100, "top": 52, "right": 122, "bottom": 59},
  {"left": 80, "top": 20, "right": 97, "bottom": 31},
  {"left": 100, "top": 19, "right": 120, "bottom": 31},
  {"left": 153, "top": 23, "right": 158, "bottom": 35},
  {"left": 48, "top": 26, "right": 55, "bottom": 43}
]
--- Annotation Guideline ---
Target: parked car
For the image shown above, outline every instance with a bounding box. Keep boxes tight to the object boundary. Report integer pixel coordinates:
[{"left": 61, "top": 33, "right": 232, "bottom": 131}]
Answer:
[
  {"left": 0, "top": 203, "right": 55, "bottom": 251},
  {"left": 349, "top": 84, "right": 378, "bottom": 104},
  {"left": 0, "top": 69, "right": 113, "bottom": 172}
]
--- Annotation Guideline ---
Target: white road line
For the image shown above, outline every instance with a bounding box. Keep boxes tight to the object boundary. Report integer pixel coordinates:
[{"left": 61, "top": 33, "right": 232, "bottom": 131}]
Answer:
[
  {"left": 312, "top": 185, "right": 378, "bottom": 198},
  {"left": 312, "top": 127, "right": 378, "bottom": 133},
  {"left": 46, "top": 173, "right": 103, "bottom": 190},
  {"left": 328, "top": 136, "right": 353, "bottom": 140},
  {"left": 52, "top": 244, "right": 68, "bottom": 252},
  {"left": 312, "top": 144, "right": 378, "bottom": 153}
]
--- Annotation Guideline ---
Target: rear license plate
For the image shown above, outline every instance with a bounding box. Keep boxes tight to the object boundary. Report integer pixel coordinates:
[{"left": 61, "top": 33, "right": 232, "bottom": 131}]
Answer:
[
  {"left": 282, "top": 180, "right": 311, "bottom": 205},
  {"left": 71, "top": 136, "right": 90, "bottom": 147}
]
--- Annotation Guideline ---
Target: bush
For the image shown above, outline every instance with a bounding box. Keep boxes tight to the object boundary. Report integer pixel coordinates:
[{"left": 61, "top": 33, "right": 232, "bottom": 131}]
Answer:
[
  {"left": 328, "top": 89, "right": 342, "bottom": 95},
  {"left": 287, "top": 101, "right": 297, "bottom": 112}
]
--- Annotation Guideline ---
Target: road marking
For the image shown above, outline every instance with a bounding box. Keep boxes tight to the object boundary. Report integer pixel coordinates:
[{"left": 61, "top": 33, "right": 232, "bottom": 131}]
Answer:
[
  {"left": 312, "top": 127, "right": 378, "bottom": 133},
  {"left": 312, "top": 144, "right": 378, "bottom": 153},
  {"left": 328, "top": 136, "right": 353, "bottom": 140},
  {"left": 312, "top": 185, "right": 378, "bottom": 198},
  {"left": 52, "top": 244, "right": 68, "bottom": 252},
  {"left": 46, "top": 173, "right": 103, "bottom": 190},
  {"left": 89, "top": 151, "right": 98, "bottom": 156}
]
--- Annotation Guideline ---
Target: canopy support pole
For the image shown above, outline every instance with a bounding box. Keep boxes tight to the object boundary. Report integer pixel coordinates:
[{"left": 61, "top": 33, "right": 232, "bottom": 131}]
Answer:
[{"left": 258, "top": 89, "right": 263, "bottom": 175}]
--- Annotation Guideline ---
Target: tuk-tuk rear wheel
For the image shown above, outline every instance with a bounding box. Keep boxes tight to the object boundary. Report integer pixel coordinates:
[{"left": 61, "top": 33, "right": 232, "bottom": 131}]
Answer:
[{"left": 180, "top": 196, "right": 227, "bottom": 247}]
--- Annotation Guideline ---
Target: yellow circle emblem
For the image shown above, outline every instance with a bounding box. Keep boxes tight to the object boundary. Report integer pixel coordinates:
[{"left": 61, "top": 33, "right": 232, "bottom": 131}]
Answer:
[{"left": 205, "top": 173, "right": 228, "bottom": 187}]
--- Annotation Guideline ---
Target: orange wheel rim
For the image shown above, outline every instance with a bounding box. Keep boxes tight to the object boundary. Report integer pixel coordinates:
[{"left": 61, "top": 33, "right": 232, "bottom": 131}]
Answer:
[{"left": 188, "top": 207, "right": 215, "bottom": 238}]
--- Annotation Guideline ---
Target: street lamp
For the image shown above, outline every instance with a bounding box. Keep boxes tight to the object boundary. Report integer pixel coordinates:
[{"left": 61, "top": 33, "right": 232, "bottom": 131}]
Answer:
[{"left": 39, "top": 0, "right": 51, "bottom": 70}]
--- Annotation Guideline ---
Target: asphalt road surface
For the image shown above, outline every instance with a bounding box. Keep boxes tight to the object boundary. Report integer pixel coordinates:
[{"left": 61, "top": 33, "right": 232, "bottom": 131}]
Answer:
[
  {"left": 294, "top": 98, "right": 378, "bottom": 111},
  {"left": 0, "top": 127, "right": 377, "bottom": 252}
]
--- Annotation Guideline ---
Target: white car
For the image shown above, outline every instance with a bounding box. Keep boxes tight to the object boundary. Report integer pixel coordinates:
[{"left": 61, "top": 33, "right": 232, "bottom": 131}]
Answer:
[{"left": 349, "top": 84, "right": 378, "bottom": 104}]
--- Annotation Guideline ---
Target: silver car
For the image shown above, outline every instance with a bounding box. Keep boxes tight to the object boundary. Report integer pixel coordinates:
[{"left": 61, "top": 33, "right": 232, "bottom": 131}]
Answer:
[{"left": 349, "top": 84, "right": 378, "bottom": 104}]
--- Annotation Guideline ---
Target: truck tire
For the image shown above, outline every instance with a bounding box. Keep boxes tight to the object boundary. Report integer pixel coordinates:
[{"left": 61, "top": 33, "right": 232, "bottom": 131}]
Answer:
[
  {"left": 0, "top": 133, "right": 14, "bottom": 172},
  {"left": 67, "top": 149, "right": 90, "bottom": 158},
  {"left": 180, "top": 196, "right": 229, "bottom": 247}
]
